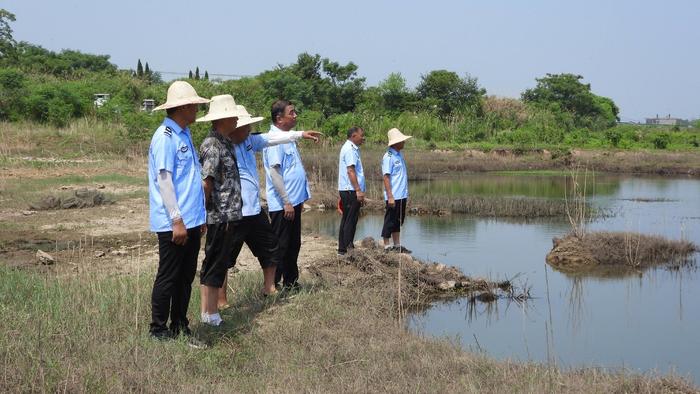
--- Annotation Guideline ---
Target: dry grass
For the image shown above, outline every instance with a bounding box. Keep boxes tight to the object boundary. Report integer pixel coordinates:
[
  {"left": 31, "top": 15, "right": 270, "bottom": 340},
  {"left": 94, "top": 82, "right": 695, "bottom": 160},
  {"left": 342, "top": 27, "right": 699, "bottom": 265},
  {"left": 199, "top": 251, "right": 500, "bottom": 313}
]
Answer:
[
  {"left": 1, "top": 264, "right": 697, "bottom": 393},
  {"left": 308, "top": 238, "right": 500, "bottom": 310}
]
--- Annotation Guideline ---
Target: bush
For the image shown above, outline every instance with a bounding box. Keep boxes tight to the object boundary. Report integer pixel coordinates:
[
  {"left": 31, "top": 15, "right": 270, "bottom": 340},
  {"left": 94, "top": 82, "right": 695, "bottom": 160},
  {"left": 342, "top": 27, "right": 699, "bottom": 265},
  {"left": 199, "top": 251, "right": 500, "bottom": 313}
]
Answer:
[
  {"left": 322, "top": 113, "right": 362, "bottom": 139},
  {"left": 25, "top": 83, "right": 86, "bottom": 127},
  {"left": 650, "top": 132, "right": 671, "bottom": 149},
  {"left": 604, "top": 128, "right": 622, "bottom": 147},
  {"left": 0, "top": 68, "right": 26, "bottom": 121}
]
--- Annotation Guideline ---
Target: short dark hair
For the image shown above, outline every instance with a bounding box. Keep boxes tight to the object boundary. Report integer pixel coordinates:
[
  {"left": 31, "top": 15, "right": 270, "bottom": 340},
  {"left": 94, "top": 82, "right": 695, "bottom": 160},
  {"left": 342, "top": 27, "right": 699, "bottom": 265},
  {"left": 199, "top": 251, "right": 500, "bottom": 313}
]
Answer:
[
  {"left": 347, "top": 126, "right": 363, "bottom": 139},
  {"left": 271, "top": 100, "right": 293, "bottom": 124}
]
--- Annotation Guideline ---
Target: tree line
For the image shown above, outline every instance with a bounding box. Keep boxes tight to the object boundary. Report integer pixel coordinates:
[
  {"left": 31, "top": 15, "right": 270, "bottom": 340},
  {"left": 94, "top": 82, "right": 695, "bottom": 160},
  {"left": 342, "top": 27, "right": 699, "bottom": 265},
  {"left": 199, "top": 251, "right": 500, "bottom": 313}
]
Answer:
[{"left": 0, "top": 9, "right": 697, "bottom": 149}]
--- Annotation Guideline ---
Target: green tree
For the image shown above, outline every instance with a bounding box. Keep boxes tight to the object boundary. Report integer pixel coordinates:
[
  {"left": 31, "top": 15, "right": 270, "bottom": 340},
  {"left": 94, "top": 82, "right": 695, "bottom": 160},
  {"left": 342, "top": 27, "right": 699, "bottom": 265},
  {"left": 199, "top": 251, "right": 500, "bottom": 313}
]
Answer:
[
  {"left": 0, "top": 67, "right": 25, "bottom": 120},
  {"left": 188, "top": 70, "right": 193, "bottom": 79},
  {"left": 6, "top": 42, "right": 116, "bottom": 76},
  {"left": 0, "top": 9, "right": 16, "bottom": 60},
  {"left": 416, "top": 70, "right": 485, "bottom": 117},
  {"left": 204, "top": 70, "right": 209, "bottom": 80},
  {"left": 260, "top": 66, "right": 315, "bottom": 109},
  {"left": 522, "top": 73, "right": 618, "bottom": 129},
  {"left": 195, "top": 67, "right": 200, "bottom": 80},
  {"left": 136, "top": 59, "right": 143, "bottom": 76},
  {"left": 320, "top": 58, "right": 365, "bottom": 115},
  {"left": 378, "top": 72, "right": 413, "bottom": 113}
]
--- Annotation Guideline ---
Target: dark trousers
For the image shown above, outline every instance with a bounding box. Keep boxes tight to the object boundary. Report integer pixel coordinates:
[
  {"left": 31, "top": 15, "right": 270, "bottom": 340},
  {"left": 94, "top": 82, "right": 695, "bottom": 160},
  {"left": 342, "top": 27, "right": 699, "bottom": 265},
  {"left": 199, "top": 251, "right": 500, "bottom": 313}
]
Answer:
[
  {"left": 270, "top": 203, "right": 303, "bottom": 287},
  {"left": 381, "top": 198, "right": 407, "bottom": 239},
  {"left": 200, "top": 221, "right": 238, "bottom": 288},
  {"left": 338, "top": 190, "right": 361, "bottom": 253},
  {"left": 150, "top": 226, "right": 201, "bottom": 337}
]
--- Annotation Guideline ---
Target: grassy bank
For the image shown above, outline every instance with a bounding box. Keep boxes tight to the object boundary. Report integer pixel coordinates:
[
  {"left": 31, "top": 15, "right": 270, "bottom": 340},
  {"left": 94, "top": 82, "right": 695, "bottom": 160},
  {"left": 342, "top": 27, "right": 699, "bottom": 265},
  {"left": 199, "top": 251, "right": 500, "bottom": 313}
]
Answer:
[
  {"left": 1, "top": 264, "right": 696, "bottom": 393},
  {"left": 2, "top": 120, "right": 700, "bottom": 178}
]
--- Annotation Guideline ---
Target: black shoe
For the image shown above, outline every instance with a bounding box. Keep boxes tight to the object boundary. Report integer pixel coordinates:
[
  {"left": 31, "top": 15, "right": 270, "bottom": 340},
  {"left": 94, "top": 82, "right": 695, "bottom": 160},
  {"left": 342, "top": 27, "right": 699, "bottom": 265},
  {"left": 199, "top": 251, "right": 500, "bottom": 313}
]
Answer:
[
  {"left": 186, "top": 336, "right": 209, "bottom": 349},
  {"left": 170, "top": 324, "right": 191, "bottom": 338},
  {"left": 175, "top": 326, "right": 209, "bottom": 349},
  {"left": 150, "top": 330, "right": 174, "bottom": 342},
  {"left": 395, "top": 245, "right": 412, "bottom": 254},
  {"left": 280, "top": 282, "right": 301, "bottom": 296}
]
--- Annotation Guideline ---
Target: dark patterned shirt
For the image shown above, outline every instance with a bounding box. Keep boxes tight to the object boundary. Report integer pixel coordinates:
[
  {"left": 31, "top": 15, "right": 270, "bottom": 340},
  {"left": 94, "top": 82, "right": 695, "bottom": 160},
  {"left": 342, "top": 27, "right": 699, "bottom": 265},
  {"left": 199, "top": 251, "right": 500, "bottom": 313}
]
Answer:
[{"left": 199, "top": 129, "right": 242, "bottom": 224}]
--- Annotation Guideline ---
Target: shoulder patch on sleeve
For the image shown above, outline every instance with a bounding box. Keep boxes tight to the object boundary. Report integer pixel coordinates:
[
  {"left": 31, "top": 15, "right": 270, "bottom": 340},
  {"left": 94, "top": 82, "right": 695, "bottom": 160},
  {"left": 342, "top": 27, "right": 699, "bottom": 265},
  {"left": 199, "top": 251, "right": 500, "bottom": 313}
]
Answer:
[{"left": 164, "top": 126, "right": 173, "bottom": 137}]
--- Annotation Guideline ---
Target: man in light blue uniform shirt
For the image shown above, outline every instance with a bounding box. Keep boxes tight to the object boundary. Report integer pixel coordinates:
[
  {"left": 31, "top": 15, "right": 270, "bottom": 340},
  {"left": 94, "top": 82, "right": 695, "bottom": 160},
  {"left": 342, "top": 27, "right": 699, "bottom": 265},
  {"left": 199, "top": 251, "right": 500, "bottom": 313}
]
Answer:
[
  {"left": 381, "top": 128, "right": 412, "bottom": 253},
  {"left": 337, "top": 126, "right": 366, "bottom": 255},
  {"left": 211, "top": 105, "right": 320, "bottom": 307},
  {"left": 263, "top": 99, "right": 321, "bottom": 289},
  {"left": 147, "top": 81, "right": 209, "bottom": 344}
]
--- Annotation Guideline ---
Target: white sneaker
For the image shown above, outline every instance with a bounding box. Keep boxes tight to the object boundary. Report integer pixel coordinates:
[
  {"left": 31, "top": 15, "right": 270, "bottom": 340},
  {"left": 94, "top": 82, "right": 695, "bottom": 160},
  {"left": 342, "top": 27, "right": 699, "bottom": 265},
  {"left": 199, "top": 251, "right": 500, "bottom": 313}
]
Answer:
[{"left": 201, "top": 312, "right": 223, "bottom": 326}]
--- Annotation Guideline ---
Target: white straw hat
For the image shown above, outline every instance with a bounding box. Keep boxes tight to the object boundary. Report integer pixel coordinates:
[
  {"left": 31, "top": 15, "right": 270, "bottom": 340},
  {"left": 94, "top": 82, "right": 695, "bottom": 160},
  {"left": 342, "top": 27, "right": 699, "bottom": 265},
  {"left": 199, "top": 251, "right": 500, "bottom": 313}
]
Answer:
[
  {"left": 234, "top": 105, "right": 265, "bottom": 128},
  {"left": 387, "top": 128, "right": 412, "bottom": 146},
  {"left": 195, "top": 95, "right": 246, "bottom": 122},
  {"left": 153, "top": 81, "right": 210, "bottom": 111}
]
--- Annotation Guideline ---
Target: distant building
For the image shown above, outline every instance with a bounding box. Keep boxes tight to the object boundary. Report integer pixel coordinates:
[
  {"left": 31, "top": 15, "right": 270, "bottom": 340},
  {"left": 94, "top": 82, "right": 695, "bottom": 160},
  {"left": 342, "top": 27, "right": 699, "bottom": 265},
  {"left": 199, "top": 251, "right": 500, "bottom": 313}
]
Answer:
[
  {"left": 93, "top": 93, "right": 111, "bottom": 108},
  {"left": 141, "top": 99, "right": 155, "bottom": 112},
  {"left": 645, "top": 114, "right": 689, "bottom": 127}
]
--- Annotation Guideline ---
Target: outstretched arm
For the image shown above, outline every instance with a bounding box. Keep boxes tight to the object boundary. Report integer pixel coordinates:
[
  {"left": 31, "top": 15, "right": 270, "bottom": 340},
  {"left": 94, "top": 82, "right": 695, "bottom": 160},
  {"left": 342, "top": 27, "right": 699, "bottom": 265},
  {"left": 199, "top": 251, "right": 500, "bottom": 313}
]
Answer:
[{"left": 258, "top": 131, "right": 322, "bottom": 150}]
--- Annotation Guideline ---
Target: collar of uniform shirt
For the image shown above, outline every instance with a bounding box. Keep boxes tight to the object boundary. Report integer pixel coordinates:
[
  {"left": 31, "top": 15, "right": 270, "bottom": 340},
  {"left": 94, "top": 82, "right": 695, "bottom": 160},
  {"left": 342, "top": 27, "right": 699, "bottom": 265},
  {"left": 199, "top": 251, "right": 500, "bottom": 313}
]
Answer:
[
  {"left": 347, "top": 140, "right": 360, "bottom": 150},
  {"left": 164, "top": 117, "right": 187, "bottom": 134},
  {"left": 270, "top": 124, "right": 287, "bottom": 133},
  {"left": 388, "top": 146, "right": 400, "bottom": 156}
]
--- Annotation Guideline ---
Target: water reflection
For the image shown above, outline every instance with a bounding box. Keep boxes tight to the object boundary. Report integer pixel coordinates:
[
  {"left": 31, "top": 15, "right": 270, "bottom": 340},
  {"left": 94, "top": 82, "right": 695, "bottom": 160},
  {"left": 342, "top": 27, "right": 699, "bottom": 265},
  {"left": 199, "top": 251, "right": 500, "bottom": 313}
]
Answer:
[
  {"left": 410, "top": 173, "right": 622, "bottom": 200},
  {"left": 306, "top": 173, "right": 700, "bottom": 382}
]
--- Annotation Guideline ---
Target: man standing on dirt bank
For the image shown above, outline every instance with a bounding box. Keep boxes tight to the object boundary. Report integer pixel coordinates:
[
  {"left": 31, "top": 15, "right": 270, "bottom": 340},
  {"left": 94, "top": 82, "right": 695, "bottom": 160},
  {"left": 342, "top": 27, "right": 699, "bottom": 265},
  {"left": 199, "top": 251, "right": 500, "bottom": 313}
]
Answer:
[
  {"left": 196, "top": 94, "right": 247, "bottom": 327},
  {"left": 213, "top": 105, "right": 321, "bottom": 308},
  {"left": 263, "top": 100, "right": 319, "bottom": 290},
  {"left": 381, "top": 128, "right": 412, "bottom": 253},
  {"left": 337, "top": 126, "right": 366, "bottom": 255},
  {"left": 148, "top": 81, "right": 209, "bottom": 343}
]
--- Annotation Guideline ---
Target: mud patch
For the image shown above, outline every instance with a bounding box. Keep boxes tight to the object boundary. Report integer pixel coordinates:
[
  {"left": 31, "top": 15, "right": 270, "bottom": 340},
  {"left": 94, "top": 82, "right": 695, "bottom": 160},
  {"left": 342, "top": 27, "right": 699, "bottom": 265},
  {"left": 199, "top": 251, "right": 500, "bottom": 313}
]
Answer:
[{"left": 29, "top": 188, "right": 114, "bottom": 210}]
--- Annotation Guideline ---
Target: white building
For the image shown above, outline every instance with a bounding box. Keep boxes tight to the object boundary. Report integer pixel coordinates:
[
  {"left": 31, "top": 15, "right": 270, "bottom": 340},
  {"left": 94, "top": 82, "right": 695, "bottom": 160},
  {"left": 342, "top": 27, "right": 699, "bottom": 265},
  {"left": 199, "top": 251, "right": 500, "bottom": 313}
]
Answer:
[
  {"left": 645, "top": 114, "right": 689, "bottom": 126},
  {"left": 93, "top": 93, "right": 111, "bottom": 108}
]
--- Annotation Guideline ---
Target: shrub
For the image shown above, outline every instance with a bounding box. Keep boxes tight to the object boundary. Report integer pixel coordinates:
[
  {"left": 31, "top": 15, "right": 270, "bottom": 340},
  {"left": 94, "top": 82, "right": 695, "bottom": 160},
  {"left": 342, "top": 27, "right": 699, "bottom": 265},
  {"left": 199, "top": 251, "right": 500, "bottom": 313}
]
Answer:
[
  {"left": 650, "top": 132, "right": 671, "bottom": 149},
  {"left": 604, "top": 128, "right": 622, "bottom": 147}
]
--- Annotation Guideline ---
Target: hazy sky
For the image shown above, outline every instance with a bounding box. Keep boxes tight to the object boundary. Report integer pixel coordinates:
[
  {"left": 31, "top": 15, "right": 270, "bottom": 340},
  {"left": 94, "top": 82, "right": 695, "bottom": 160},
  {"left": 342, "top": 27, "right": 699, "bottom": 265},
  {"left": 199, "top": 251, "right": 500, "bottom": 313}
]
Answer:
[{"left": 4, "top": 0, "right": 699, "bottom": 121}]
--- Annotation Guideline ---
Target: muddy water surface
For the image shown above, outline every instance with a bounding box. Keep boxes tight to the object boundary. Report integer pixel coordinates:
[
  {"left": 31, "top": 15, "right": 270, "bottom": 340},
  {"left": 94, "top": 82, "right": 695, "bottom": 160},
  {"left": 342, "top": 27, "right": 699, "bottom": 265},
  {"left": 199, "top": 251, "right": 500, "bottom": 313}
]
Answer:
[{"left": 304, "top": 173, "right": 700, "bottom": 382}]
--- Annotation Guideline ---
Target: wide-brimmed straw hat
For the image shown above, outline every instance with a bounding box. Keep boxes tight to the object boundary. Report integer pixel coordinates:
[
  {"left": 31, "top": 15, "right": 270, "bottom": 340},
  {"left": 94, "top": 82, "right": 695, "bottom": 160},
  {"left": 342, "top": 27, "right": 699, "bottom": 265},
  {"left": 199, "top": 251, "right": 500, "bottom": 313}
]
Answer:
[
  {"left": 234, "top": 105, "right": 265, "bottom": 129},
  {"left": 387, "top": 128, "right": 412, "bottom": 146},
  {"left": 195, "top": 95, "right": 246, "bottom": 122},
  {"left": 153, "top": 81, "right": 210, "bottom": 111}
]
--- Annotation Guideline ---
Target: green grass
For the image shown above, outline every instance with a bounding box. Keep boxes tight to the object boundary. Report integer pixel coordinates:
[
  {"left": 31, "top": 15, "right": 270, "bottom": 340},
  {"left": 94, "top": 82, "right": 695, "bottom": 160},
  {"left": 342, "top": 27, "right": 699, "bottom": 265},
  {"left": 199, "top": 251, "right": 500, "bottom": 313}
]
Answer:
[{"left": 0, "top": 265, "right": 696, "bottom": 393}]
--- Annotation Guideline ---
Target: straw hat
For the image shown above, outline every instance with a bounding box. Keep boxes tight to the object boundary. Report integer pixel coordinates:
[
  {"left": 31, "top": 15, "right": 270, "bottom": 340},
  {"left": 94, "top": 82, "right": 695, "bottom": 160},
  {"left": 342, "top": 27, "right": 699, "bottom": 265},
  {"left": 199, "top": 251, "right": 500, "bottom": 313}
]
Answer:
[
  {"left": 153, "top": 81, "right": 210, "bottom": 111},
  {"left": 195, "top": 95, "right": 246, "bottom": 122},
  {"left": 234, "top": 105, "right": 265, "bottom": 129},
  {"left": 387, "top": 128, "right": 412, "bottom": 146}
]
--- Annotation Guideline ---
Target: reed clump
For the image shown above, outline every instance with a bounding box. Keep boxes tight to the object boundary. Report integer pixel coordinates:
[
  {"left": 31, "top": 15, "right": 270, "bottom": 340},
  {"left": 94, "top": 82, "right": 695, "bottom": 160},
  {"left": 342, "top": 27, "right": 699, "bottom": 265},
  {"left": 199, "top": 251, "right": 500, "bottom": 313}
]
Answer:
[{"left": 546, "top": 232, "right": 698, "bottom": 273}]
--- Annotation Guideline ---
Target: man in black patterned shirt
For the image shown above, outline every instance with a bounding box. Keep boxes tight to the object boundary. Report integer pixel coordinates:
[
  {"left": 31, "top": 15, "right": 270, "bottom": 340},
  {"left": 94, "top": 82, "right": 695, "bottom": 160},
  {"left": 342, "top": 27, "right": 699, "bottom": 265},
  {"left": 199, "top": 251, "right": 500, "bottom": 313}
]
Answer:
[{"left": 197, "top": 94, "right": 245, "bottom": 326}]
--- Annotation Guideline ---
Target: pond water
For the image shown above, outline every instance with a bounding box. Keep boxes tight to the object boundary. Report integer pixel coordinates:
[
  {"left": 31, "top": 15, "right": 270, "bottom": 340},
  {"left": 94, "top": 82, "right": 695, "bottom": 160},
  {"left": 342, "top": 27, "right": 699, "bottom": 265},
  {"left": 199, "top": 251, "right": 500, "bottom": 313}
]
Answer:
[{"left": 303, "top": 173, "right": 700, "bottom": 382}]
